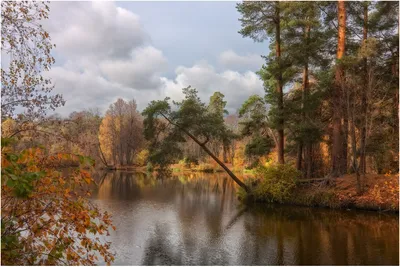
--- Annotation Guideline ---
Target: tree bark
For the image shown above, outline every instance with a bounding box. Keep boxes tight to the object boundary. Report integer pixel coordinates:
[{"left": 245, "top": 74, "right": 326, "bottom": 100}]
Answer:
[
  {"left": 331, "top": 0, "right": 346, "bottom": 177},
  {"left": 342, "top": 99, "right": 348, "bottom": 174},
  {"left": 360, "top": 2, "right": 368, "bottom": 175},
  {"left": 275, "top": 2, "right": 285, "bottom": 164},
  {"left": 296, "top": 142, "right": 303, "bottom": 172},
  {"left": 348, "top": 80, "right": 362, "bottom": 194},
  {"left": 306, "top": 143, "right": 312, "bottom": 178},
  {"left": 302, "top": 24, "right": 311, "bottom": 177},
  {"left": 98, "top": 143, "right": 109, "bottom": 167}
]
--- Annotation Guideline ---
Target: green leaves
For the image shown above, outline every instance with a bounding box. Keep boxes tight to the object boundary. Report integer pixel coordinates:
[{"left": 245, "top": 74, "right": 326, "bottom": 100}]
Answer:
[
  {"left": 142, "top": 87, "right": 234, "bottom": 171},
  {"left": 3, "top": 169, "right": 45, "bottom": 198},
  {"left": 1, "top": 137, "right": 15, "bottom": 147},
  {"left": 252, "top": 164, "right": 300, "bottom": 203},
  {"left": 245, "top": 135, "right": 274, "bottom": 157},
  {"left": 78, "top": 155, "right": 95, "bottom": 167}
]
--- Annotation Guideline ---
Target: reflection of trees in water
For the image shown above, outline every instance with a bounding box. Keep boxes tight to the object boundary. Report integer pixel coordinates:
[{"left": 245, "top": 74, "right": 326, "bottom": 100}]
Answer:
[
  {"left": 142, "top": 223, "right": 183, "bottom": 265},
  {"left": 140, "top": 173, "right": 237, "bottom": 265},
  {"left": 96, "top": 172, "right": 142, "bottom": 200},
  {"left": 142, "top": 222, "right": 230, "bottom": 265},
  {"left": 93, "top": 171, "right": 398, "bottom": 265},
  {"left": 238, "top": 205, "right": 399, "bottom": 265}
]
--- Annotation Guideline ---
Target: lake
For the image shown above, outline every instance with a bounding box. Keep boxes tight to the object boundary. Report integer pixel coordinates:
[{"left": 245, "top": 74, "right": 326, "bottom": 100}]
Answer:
[{"left": 91, "top": 171, "right": 399, "bottom": 265}]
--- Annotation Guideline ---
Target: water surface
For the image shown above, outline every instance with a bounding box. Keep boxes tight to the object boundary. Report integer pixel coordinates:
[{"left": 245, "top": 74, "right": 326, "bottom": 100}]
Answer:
[{"left": 92, "top": 171, "right": 399, "bottom": 265}]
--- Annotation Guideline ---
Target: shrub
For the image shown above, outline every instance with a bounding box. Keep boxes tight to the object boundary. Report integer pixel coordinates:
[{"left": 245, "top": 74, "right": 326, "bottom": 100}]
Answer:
[
  {"left": 252, "top": 164, "right": 301, "bottom": 203},
  {"left": 135, "top": 149, "right": 149, "bottom": 166},
  {"left": 195, "top": 163, "right": 215, "bottom": 173},
  {"left": 146, "top": 162, "right": 154, "bottom": 172},
  {"left": 245, "top": 160, "right": 260, "bottom": 170}
]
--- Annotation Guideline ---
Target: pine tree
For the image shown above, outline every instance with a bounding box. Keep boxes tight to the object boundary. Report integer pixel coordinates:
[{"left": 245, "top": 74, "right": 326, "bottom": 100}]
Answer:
[
  {"left": 280, "top": 1, "right": 326, "bottom": 177},
  {"left": 237, "top": 1, "right": 288, "bottom": 164}
]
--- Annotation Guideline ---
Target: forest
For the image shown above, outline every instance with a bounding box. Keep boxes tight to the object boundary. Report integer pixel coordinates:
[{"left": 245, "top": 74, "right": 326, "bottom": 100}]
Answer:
[{"left": 1, "top": 1, "right": 399, "bottom": 266}]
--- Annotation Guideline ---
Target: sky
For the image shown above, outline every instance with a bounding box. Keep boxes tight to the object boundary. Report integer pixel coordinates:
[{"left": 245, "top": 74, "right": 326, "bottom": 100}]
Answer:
[{"left": 43, "top": 1, "right": 269, "bottom": 117}]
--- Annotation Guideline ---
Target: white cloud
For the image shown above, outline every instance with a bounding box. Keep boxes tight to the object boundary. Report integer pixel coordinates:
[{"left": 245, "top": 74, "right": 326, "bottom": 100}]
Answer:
[
  {"left": 42, "top": 2, "right": 167, "bottom": 115},
  {"left": 218, "top": 50, "right": 264, "bottom": 71},
  {"left": 100, "top": 46, "right": 167, "bottom": 89},
  {"left": 45, "top": 1, "right": 149, "bottom": 60},
  {"left": 47, "top": 66, "right": 165, "bottom": 116}
]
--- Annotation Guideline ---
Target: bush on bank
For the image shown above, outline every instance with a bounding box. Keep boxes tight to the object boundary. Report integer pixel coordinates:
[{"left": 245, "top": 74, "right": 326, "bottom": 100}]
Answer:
[{"left": 239, "top": 164, "right": 301, "bottom": 203}]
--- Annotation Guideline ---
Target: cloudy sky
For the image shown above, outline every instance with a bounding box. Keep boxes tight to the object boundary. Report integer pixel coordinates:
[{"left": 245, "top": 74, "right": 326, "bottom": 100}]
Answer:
[{"left": 44, "top": 1, "right": 268, "bottom": 116}]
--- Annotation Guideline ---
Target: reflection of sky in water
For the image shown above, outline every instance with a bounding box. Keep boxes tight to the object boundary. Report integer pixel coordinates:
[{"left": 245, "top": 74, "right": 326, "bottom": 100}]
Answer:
[{"left": 91, "top": 171, "right": 399, "bottom": 265}]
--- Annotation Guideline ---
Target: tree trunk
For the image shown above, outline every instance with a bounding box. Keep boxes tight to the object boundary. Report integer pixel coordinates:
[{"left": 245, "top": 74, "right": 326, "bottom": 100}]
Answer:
[
  {"left": 223, "top": 144, "right": 228, "bottom": 163},
  {"left": 98, "top": 143, "right": 109, "bottom": 167},
  {"left": 296, "top": 142, "right": 303, "bottom": 172},
  {"left": 348, "top": 80, "right": 362, "bottom": 194},
  {"left": 306, "top": 143, "right": 312, "bottom": 178},
  {"left": 231, "top": 141, "right": 236, "bottom": 166},
  {"left": 331, "top": 0, "right": 346, "bottom": 177},
  {"left": 161, "top": 113, "right": 249, "bottom": 192},
  {"left": 360, "top": 2, "right": 368, "bottom": 175},
  {"left": 200, "top": 143, "right": 249, "bottom": 192},
  {"left": 302, "top": 24, "right": 310, "bottom": 177},
  {"left": 342, "top": 100, "right": 348, "bottom": 174},
  {"left": 275, "top": 2, "right": 285, "bottom": 164}
]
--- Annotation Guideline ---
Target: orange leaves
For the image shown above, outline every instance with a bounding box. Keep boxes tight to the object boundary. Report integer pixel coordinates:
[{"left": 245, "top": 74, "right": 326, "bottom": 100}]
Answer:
[
  {"left": 80, "top": 170, "right": 92, "bottom": 184},
  {"left": 64, "top": 188, "right": 71, "bottom": 198},
  {"left": 58, "top": 177, "right": 66, "bottom": 186},
  {"left": 2, "top": 146, "right": 115, "bottom": 265}
]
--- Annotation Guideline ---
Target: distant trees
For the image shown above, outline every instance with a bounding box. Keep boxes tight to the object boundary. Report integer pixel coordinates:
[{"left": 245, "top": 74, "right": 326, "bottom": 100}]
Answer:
[{"left": 99, "top": 98, "right": 144, "bottom": 166}]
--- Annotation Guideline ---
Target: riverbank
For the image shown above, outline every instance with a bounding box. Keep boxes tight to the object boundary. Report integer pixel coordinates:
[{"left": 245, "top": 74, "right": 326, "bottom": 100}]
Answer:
[
  {"left": 169, "top": 165, "right": 399, "bottom": 212},
  {"left": 100, "top": 164, "right": 398, "bottom": 212},
  {"left": 286, "top": 173, "right": 399, "bottom": 212}
]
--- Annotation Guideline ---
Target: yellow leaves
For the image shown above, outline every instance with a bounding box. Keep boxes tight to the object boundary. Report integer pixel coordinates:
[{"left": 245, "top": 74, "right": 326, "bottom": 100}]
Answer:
[
  {"left": 76, "top": 226, "right": 86, "bottom": 234},
  {"left": 64, "top": 188, "right": 71, "bottom": 198},
  {"left": 80, "top": 170, "right": 92, "bottom": 184},
  {"left": 48, "top": 185, "right": 57, "bottom": 193},
  {"left": 58, "top": 177, "right": 66, "bottom": 186},
  {"left": 2, "top": 145, "right": 115, "bottom": 266}
]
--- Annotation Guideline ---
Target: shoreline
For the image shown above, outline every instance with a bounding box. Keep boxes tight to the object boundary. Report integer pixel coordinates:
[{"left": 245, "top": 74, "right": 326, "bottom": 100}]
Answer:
[{"left": 99, "top": 165, "right": 399, "bottom": 213}]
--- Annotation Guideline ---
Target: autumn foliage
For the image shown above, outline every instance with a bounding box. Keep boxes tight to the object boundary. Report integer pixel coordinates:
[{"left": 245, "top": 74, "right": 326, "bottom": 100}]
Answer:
[{"left": 1, "top": 138, "right": 115, "bottom": 265}]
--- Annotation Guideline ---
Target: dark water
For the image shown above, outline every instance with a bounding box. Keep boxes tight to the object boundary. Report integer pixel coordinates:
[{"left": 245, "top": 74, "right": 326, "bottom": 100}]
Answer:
[{"left": 91, "top": 171, "right": 399, "bottom": 265}]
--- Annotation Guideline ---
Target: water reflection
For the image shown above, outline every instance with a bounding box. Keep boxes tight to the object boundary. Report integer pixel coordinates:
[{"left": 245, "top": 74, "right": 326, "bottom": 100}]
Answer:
[{"left": 92, "top": 171, "right": 399, "bottom": 265}]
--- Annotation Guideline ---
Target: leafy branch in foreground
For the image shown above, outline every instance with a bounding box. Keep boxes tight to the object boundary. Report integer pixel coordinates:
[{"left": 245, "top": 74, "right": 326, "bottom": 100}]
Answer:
[
  {"left": 142, "top": 86, "right": 249, "bottom": 192},
  {"left": 1, "top": 138, "right": 115, "bottom": 265}
]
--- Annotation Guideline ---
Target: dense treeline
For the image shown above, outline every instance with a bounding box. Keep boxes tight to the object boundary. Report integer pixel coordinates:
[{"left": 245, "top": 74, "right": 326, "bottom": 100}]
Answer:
[
  {"left": 3, "top": 1, "right": 398, "bottom": 181},
  {"left": 236, "top": 1, "right": 398, "bottom": 179}
]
